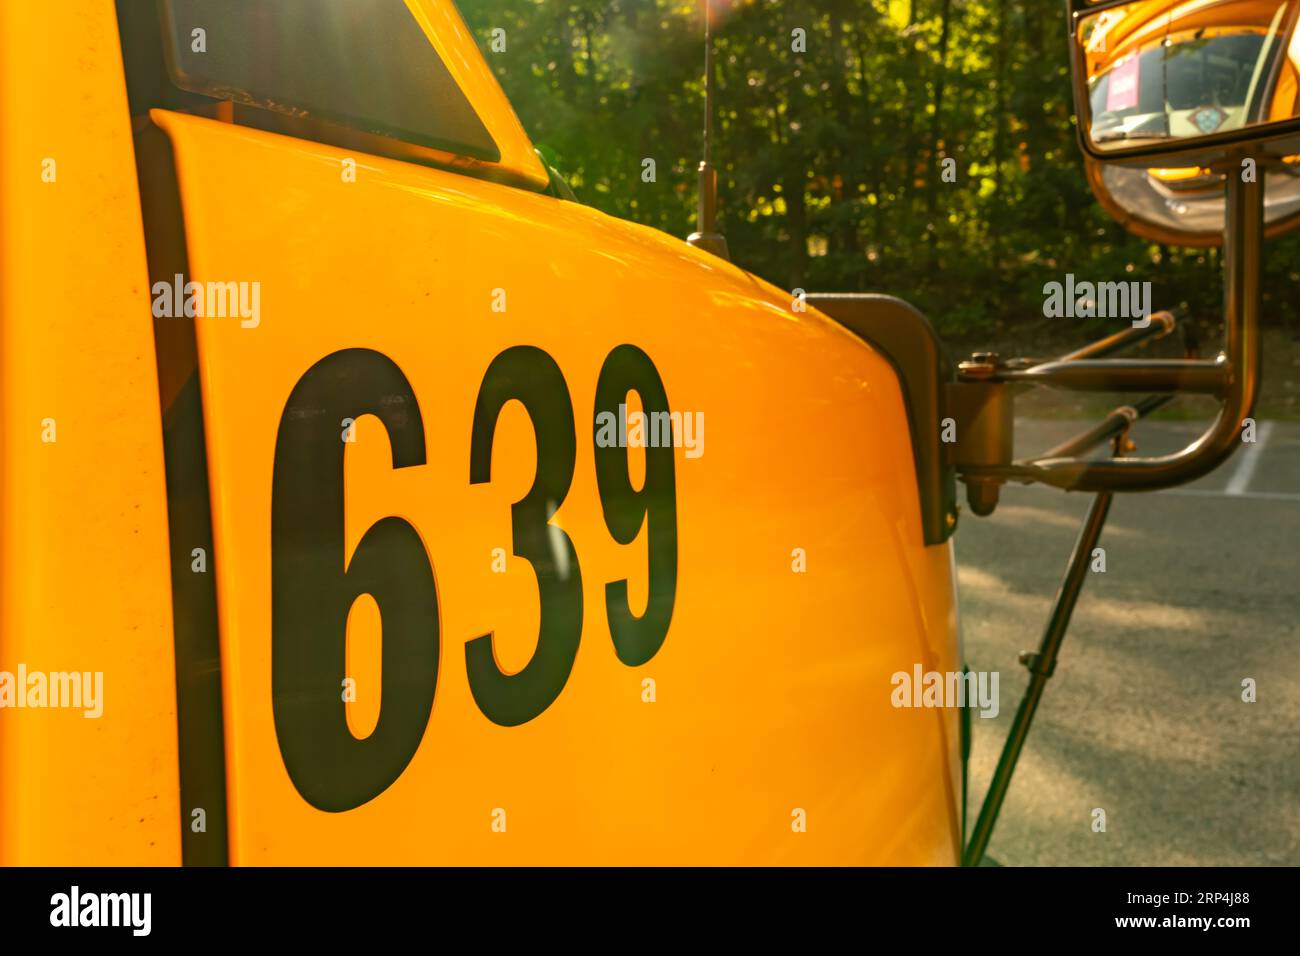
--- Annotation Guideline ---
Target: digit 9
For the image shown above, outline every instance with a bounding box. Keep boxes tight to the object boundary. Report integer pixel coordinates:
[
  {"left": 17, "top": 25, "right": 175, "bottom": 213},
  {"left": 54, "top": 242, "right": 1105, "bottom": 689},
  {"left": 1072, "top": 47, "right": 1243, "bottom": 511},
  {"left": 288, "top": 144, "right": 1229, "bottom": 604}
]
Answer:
[{"left": 593, "top": 344, "right": 679, "bottom": 666}]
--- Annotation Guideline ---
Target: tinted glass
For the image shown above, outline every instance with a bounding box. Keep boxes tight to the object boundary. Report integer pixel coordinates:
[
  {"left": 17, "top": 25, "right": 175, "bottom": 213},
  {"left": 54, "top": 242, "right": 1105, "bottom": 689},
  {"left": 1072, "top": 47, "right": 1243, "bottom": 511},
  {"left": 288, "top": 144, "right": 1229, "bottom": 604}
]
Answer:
[{"left": 161, "top": 0, "right": 499, "bottom": 161}]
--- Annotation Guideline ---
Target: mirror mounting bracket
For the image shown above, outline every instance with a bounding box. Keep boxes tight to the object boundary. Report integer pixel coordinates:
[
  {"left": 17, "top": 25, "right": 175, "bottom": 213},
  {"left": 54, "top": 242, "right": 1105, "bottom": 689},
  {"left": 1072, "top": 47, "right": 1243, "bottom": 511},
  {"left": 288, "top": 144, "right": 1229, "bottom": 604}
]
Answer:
[{"left": 954, "top": 160, "right": 1262, "bottom": 497}]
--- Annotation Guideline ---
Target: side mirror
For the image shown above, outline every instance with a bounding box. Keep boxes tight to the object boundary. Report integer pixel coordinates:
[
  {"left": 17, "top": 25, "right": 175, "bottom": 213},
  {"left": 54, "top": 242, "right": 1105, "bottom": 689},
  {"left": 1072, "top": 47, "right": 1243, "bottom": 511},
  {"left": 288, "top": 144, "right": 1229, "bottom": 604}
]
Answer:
[
  {"left": 922, "top": 0, "right": 1277, "bottom": 500},
  {"left": 1069, "top": 0, "right": 1300, "bottom": 158},
  {"left": 1068, "top": 0, "right": 1300, "bottom": 243}
]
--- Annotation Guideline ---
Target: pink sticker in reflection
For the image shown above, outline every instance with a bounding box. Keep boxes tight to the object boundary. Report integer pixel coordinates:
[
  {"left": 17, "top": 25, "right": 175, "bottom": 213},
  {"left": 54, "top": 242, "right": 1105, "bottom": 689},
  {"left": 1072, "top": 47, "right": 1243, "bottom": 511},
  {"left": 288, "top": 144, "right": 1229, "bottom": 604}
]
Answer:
[{"left": 1106, "top": 53, "right": 1140, "bottom": 112}]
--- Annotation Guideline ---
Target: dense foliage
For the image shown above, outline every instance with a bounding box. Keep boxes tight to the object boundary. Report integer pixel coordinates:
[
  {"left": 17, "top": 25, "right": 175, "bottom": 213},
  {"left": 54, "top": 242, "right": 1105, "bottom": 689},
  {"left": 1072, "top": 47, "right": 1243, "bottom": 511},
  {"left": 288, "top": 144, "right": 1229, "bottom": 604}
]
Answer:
[{"left": 458, "top": 0, "right": 1299, "bottom": 338}]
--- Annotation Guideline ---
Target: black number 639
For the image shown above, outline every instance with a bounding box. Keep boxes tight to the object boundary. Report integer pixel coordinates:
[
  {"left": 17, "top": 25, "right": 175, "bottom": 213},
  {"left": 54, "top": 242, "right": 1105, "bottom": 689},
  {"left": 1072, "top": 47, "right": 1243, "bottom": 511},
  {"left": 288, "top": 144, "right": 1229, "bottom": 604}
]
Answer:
[{"left": 270, "top": 344, "right": 678, "bottom": 812}]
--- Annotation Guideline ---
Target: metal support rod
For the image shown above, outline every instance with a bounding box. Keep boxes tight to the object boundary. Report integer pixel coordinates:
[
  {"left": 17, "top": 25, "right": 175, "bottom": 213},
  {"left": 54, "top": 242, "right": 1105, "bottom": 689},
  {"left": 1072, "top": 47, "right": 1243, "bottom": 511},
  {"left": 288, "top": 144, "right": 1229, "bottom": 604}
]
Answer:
[
  {"left": 997, "top": 357, "right": 1228, "bottom": 393},
  {"left": 1056, "top": 310, "right": 1177, "bottom": 361},
  {"left": 1039, "top": 394, "right": 1172, "bottom": 461},
  {"left": 962, "top": 488, "right": 1114, "bottom": 866},
  {"left": 996, "top": 310, "right": 1177, "bottom": 371},
  {"left": 1033, "top": 310, "right": 1199, "bottom": 462}
]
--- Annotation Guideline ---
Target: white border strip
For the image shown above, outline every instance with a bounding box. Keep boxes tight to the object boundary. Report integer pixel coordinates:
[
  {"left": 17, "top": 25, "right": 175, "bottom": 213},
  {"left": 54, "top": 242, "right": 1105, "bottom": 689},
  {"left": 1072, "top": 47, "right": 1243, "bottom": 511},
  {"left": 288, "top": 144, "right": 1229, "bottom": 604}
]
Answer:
[{"left": 1224, "top": 420, "right": 1275, "bottom": 495}]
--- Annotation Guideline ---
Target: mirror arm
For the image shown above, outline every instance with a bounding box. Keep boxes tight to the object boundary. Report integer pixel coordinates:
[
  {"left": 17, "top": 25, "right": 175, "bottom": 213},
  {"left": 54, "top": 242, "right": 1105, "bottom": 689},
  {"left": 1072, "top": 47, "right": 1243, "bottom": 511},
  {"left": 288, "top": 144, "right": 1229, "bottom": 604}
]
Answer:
[
  {"left": 957, "top": 164, "right": 1262, "bottom": 494},
  {"left": 1056, "top": 308, "right": 1177, "bottom": 360},
  {"left": 995, "top": 357, "right": 1228, "bottom": 394},
  {"left": 1021, "top": 164, "right": 1261, "bottom": 491},
  {"left": 1038, "top": 394, "right": 1173, "bottom": 461}
]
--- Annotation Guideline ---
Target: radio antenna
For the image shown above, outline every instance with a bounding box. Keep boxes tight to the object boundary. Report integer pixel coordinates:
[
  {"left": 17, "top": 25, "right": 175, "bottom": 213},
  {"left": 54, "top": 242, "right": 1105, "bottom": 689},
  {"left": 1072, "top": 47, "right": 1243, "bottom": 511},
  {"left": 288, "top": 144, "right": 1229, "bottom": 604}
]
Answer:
[{"left": 687, "top": 0, "right": 730, "bottom": 259}]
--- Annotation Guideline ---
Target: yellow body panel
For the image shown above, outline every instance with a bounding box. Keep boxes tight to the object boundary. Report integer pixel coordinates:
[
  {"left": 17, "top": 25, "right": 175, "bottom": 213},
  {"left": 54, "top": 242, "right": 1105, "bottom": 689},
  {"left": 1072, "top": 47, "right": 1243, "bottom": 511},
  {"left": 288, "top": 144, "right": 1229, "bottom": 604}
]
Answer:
[
  {"left": 0, "top": 1, "right": 181, "bottom": 864},
  {"left": 153, "top": 108, "right": 962, "bottom": 865}
]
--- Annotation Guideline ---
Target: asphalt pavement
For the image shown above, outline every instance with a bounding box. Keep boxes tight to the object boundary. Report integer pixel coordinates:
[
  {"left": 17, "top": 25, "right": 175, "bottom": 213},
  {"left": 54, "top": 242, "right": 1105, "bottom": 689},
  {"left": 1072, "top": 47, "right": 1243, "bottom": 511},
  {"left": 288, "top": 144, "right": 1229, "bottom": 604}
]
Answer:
[{"left": 957, "top": 417, "right": 1300, "bottom": 866}]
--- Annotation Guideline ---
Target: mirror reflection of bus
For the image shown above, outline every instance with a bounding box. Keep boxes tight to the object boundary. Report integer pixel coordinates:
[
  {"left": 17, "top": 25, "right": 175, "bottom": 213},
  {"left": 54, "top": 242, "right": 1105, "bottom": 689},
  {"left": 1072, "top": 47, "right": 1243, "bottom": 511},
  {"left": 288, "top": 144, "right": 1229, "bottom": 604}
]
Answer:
[{"left": 1079, "top": 0, "right": 1300, "bottom": 151}]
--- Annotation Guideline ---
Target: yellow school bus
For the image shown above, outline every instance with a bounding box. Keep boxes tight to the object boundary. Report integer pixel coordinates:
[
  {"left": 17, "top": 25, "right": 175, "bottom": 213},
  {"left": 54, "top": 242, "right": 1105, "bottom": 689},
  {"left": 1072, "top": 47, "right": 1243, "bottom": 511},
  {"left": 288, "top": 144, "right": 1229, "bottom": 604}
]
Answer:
[
  {"left": 0, "top": 0, "right": 1286, "bottom": 866},
  {"left": 0, "top": 0, "right": 962, "bottom": 866}
]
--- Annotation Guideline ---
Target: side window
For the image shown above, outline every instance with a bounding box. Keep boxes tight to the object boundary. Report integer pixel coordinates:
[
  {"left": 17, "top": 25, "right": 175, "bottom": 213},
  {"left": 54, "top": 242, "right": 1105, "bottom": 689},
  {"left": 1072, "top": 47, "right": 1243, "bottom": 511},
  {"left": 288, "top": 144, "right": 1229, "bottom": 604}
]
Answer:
[{"left": 158, "top": 0, "right": 499, "bottom": 161}]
